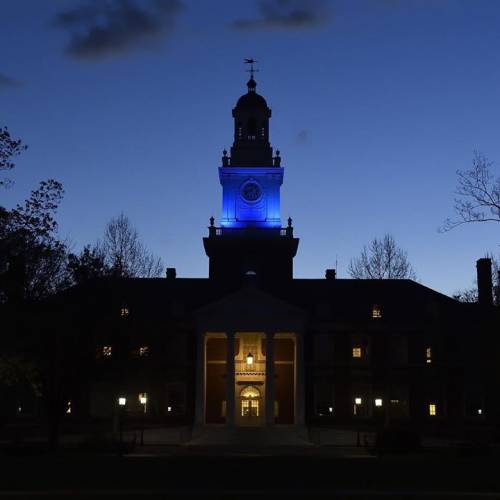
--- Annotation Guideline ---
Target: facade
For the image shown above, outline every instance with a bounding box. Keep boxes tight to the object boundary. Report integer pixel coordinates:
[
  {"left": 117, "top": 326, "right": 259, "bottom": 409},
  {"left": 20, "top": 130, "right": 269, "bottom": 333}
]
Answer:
[{"left": 42, "top": 75, "right": 499, "bottom": 435}]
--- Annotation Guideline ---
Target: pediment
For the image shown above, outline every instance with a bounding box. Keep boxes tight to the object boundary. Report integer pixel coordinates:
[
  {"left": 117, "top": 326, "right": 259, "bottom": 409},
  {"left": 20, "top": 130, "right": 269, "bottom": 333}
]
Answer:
[{"left": 195, "top": 286, "right": 305, "bottom": 331}]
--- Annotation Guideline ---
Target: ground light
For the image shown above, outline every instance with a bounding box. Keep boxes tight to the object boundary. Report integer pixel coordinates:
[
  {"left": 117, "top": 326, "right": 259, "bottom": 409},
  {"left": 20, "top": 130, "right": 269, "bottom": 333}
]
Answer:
[
  {"left": 118, "top": 396, "right": 126, "bottom": 456},
  {"left": 139, "top": 393, "right": 147, "bottom": 445}
]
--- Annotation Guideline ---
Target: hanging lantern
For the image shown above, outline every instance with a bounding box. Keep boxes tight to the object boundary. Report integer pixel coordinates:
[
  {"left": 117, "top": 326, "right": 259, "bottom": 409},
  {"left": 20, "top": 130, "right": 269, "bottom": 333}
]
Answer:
[{"left": 246, "top": 352, "right": 254, "bottom": 365}]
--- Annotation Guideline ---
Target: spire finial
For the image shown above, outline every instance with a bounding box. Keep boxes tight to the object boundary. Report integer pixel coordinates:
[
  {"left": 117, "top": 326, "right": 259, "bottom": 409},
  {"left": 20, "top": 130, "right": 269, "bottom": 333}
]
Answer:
[{"left": 244, "top": 58, "right": 259, "bottom": 92}]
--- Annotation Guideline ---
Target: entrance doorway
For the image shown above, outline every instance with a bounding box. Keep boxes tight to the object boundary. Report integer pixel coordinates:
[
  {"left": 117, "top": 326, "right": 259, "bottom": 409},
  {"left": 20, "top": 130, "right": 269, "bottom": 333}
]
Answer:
[{"left": 239, "top": 386, "right": 261, "bottom": 425}]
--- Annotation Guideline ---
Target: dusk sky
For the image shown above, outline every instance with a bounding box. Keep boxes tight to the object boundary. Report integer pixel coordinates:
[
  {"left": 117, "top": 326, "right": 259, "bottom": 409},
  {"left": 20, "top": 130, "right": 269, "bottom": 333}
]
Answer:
[{"left": 1, "top": 0, "right": 499, "bottom": 296}]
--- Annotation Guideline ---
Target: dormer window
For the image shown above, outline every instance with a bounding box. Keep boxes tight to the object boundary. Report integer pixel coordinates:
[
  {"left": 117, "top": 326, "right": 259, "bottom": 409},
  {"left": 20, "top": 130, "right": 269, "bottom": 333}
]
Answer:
[
  {"left": 120, "top": 307, "right": 129, "bottom": 318},
  {"left": 372, "top": 304, "right": 382, "bottom": 319}
]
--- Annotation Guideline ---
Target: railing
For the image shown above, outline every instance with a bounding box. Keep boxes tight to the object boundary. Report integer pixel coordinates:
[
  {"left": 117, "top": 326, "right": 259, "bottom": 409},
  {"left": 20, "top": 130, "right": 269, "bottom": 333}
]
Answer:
[
  {"left": 235, "top": 361, "right": 265, "bottom": 374},
  {"left": 209, "top": 227, "right": 293, "bottom": 238}
]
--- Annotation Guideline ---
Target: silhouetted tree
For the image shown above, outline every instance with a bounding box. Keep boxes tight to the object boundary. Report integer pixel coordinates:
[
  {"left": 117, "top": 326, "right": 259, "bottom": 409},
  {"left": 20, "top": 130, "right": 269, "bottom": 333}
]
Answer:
[
  {"left": 0, "top": 126, "right": 27, "bottom": 188},
  {"left": 442, "top": 152, "right": 500, "bottom": 231},
  {"left": 67, "top": 245, "right": 107, "bottom": 285},
  {"left": 0, "top": 180, "right": 68, "bottom": 302},
  {"left": 349, "top": 234, "right": 417, "bottom": 280},
  {"left": 99, "top": 213, "right": 163, "bottom": 278}
]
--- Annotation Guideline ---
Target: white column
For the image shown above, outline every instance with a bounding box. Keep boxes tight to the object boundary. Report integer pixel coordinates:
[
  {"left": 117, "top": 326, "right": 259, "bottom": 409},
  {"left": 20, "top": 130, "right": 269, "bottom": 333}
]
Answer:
[
  {"left": 195, "top": 329, "right": 206, "bottom": 426},
  {"left": 265, "top": 332, "right": 275, "bottom": 426},
  {"left": 295, "top": 330, "right": 305, "bottom": 425},
  {"left": 226, "top": 331, "right": 236, "bottom": 426}
]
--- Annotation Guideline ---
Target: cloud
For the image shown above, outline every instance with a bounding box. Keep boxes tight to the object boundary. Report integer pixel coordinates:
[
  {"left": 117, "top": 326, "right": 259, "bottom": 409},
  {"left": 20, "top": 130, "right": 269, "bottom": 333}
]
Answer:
[
  {"left": 233, "top": 0, "right": 331, "bottom": 31},
  {"left": 0, "top": 73, "right": 21, "bottom": 89},
  {"left": 53, "top": 0, "right": 184, "bottom": 60}
]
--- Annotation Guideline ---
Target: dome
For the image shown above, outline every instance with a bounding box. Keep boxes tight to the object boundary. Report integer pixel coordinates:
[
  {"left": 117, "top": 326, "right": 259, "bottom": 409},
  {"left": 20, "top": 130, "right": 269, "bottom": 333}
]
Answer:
[
  {"left": 235, "top": 78, "right": 269, "bottom": 109},
  {"left": 236, "top": 92, "right": 269, "bottom": 109}
]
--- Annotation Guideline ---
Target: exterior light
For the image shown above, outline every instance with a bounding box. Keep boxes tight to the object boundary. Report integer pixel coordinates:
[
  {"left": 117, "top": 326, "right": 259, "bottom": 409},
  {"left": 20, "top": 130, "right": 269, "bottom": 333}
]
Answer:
[
  {"left": 478, "top": 409, "right": 483, "bottom": 415},
  {"left": 328, "top": 407, "right": 333, "bottom": 413},
  {"left": 355, "top": 397, "right": 362, "bottom": 405},
  {"left": 375, "top": 398, "right": 383, "bottom": 407},
  {"left": 18, "top": 406, "right": 22, "bottom": 413},
  {"left": 139, "top": 394, "right": 147, "bottom": 405},
  {"left": 246, "top": 352, "right": 254, "bottom": 365},
  {"left": 167, "top": 406, "right": 172, "bottom": 412},
  {"left": 118, "top": 397, "right": 127, "bottom": 406}
]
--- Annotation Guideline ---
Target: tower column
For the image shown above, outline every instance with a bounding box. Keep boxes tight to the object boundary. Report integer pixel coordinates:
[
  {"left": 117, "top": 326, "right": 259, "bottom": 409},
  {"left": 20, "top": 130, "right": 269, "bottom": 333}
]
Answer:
[
  {"left": 226, "top": 331, "right": 236, "bottom": 426},
  {"left": 195, "top": 329, "right": 206, "bottom": 426},
  {"left": 295, "top": 330, "right": 305, "bottom": 425},
  {"left": 265, "top": 332, "right": 275, "bottom": 426}
]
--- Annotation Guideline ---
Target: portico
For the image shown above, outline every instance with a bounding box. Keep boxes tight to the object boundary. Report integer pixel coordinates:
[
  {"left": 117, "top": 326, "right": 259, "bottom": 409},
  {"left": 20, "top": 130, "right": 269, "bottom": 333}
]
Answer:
[{"left": 194, "top": 286, "right": 305, "bottom": 428}]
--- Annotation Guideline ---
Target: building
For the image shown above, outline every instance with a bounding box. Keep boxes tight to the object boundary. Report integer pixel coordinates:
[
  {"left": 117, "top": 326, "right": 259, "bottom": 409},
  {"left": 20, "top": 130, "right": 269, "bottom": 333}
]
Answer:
[{"left": 37, "top": 74, "right": 499, "bottom": 437}]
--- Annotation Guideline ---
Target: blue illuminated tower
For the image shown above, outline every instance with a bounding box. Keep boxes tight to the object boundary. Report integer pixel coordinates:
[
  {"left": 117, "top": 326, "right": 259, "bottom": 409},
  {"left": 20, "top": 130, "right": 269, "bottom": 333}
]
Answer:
[{"left": 203, "top": 74, "right": 299, "bottom": 286}]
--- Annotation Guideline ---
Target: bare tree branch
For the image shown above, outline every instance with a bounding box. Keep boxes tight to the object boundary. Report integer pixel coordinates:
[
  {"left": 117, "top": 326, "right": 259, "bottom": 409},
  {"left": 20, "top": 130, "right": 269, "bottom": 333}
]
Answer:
[
  {"left": 348, "top": 234, "right": 417, "bottom": 280},
  {"left": 441, "top": 152, "right": 500, "bottom": 231}
]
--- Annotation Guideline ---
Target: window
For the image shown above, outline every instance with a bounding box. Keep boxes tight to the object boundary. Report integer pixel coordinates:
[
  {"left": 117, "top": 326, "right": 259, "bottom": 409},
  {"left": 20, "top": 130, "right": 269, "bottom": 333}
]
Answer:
[
  {"left": 139, "top": 346, "right": 150, "bottom": 357},
  {"left": 354, "top": 397, "right": 362, "bottom": 405},
  {"left": 374, "top": 398, "right": 383, "bottom": 407},
  {"left": 120, "top": 307, "right": 129, "bottom": 317},
  {"left": 429, "top": 403, "right": 437, "bottom": 416},
  {"left": 352, "top": 346, "right": 362, "bottom": 358},
  {"left": 372, "top": 304, "right": 382, "bottom": 319},
  {"left": 102, "top": 346, "right": 112, "bottom": 357},
  {"left": 65, "top": 401, "right": 72, "bottom": 414},
  {"left": 426, "top": 347, "right": 432, "bottom": 364}
]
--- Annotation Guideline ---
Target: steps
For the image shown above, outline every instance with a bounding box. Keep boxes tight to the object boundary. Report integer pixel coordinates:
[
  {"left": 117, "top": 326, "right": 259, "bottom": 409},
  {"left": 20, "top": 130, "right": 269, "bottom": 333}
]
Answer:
[{"left": 186, "top": 426, "right": 312, "bottom": 446}]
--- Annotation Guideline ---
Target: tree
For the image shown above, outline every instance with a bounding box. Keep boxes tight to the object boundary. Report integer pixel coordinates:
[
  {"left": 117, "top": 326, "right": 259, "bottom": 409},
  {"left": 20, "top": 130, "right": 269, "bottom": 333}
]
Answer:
[
  {"left": 0, "top": 127, "right": 27, "bottom": 188},
  {"left": 348, "top": 234, "right": 417, "bottom": 280},
  {"left": 67, "top": 245, "right": 107, "bottom": 285},
  {"left": 442, "top": 152, "right": 500, "bottom": 231},
  {"left": 99, "top": 213, "right": 163, "bottom": 278},
  {"left": 0, "top": 180, "right": 68, "bottom": 302}
]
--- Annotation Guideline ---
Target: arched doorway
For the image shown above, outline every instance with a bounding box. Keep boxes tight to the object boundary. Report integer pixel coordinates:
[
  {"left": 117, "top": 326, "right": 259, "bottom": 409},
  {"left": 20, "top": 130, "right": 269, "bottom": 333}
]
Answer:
[{"left": 239, "top": 385, "right": 261, "bottom": 425}]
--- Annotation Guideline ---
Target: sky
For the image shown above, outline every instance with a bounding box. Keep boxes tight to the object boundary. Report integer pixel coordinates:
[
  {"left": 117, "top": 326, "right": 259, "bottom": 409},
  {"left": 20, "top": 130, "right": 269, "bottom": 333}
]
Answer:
[{"left": 1, "top": 0, "right": 499, "bottom": 296}]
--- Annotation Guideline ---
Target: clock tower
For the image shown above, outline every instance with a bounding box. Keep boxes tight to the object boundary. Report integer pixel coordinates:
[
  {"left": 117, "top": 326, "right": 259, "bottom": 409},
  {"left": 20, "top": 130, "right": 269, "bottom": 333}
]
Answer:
[{"left": 203, "top": 72, "right": 299, "bottom": 287}]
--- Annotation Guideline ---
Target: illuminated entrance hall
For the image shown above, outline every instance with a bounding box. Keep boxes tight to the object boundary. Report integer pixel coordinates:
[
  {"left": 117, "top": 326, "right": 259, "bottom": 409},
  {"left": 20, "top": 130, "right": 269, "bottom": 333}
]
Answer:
[{"left": 199, "top": 332, "right": 300, "bottom": 427}]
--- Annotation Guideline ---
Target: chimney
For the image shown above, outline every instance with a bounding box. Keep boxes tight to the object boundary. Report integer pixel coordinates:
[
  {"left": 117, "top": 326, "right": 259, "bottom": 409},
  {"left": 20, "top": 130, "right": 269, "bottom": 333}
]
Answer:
[
  {"left": 325, "top": 269, "right": 336, "bottom": 280},
  {"left": 166, "top": 267, "right": 176, "bottom": 280},
  {"left": 477, "top": 258, "right": 493, "bottom": 307}
]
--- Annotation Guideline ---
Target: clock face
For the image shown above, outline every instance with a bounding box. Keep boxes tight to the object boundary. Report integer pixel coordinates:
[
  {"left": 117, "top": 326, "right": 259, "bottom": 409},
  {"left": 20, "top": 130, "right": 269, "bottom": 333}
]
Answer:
[{"left": 241, "top": 181, "right": 262, "bottom": 202}]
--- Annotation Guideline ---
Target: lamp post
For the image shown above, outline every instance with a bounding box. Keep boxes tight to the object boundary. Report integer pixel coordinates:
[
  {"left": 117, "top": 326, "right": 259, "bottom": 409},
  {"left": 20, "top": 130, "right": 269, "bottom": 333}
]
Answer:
[
  {"left": 139, "top": 394, "right": 147, "bottom": 446},
  {"left": 118, "top": 396, "right": 126, "bottom": 456}
]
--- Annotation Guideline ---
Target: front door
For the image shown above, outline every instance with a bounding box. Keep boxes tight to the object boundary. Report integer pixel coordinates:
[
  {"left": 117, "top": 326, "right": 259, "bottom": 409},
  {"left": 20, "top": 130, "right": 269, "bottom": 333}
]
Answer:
[{"left": 239, "top": 385, "right": 262, "bottom": 426}]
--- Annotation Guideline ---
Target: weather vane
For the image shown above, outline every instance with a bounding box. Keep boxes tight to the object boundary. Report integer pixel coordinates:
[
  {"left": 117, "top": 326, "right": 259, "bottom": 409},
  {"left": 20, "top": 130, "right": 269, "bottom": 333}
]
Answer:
[{"left": 244, "top": 58, "right": 259, "bottom": 79}]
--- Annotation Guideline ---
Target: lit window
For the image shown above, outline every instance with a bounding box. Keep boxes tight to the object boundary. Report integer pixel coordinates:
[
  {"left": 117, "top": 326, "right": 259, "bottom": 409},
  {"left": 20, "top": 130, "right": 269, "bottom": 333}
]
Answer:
[
  {"left": 328, "top": 406, "right": 333, "bottom": 414},
  {"left": 355, "top": 397, "right": 362, "bottom": 405},
  {"left": 429, "top": 403, "right": 436, "bottom": 416},
  {"left": 66, "top": 401, "right": 72, "bottom": 414},
  {"left": 352, "top": 347, "right": 362, "bottom": 358},
  {"left": 120, "top": 307, "right": 129, "bottom": 317},
  {"left": 390, "top": 399, "right": 400, "bottom": 404},
  {"left": 375, "top": 398, "right": 383, "bottom": 407},
  {"left": 372, "top": 305, "right": 382, "bottom": 319},
  {"left": 167, "top": 406, "right": 172, "bottom": 413},
  {"left": 478, "top": 409, "right": 483, "bottom": 415},
  {"left": 426, "top": 347, "right": 432, "bottom": 364},
  {"left": 103, "top": 346, "right": 112, "bottom": 357},
  {"left": 139, "top": 346, "right": 150, "bottom": 357},
  {"left": 139, "top": 393, "right": 148, "bottom": 405}
]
